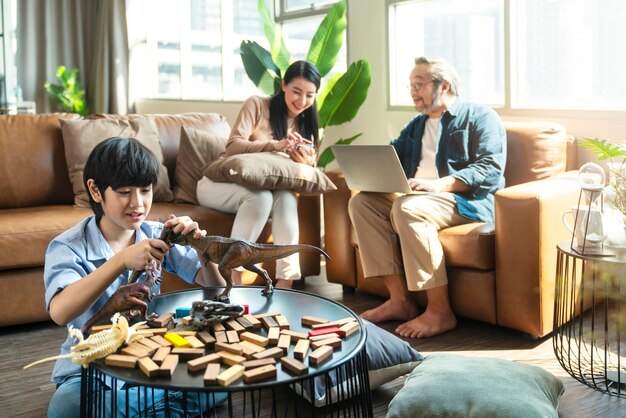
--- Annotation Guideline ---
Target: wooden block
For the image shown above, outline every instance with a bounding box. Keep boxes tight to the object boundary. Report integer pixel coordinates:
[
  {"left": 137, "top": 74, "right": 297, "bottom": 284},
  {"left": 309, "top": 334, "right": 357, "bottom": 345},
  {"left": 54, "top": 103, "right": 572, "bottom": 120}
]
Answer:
[
  {"left": 184, "top": 335, "right": 206, "bottom": 349},
  {"left": 196, "top": 331, "right": 216, "bottom": 347},
  {"left": 241, "top": 357, "right": 276, "bottom": 370},
  {"left": 226, "top": 330, "right": 240, "bottom": 343},
  {"left": 149, "top": 312, "right": 174, "bottom": 328},
  {"left": 254, "top": 311, "right": 280, "bottom": 319},
  {"left": 164, "top": 333, "right": 191, "bottom": 348},
  {"left": 203, "top": 363, "right": 221, "bottom": 385},
  {"left": 182, "top": 315, "right": 193, "bottom": 326},
  {"left": 171, "top": 347, "right": 205, "bottom": 360},
  {"left": 311, "top": 336, "right": 342, "bottom": 350},
  {"left": 175, "top": 307, "right": 191, "bottom": 318},
  {"left": 151, "top": 346, "right": 171, "bottom": 365},
  {"left": 243, "top": 364, "right": 276, "bottom": 383},
  {"left": 138, "top": 357, "right": 160, "bottom": 378},
  {"left": 240, "top": 331, "right": 269, "bottom": 347},
  {"left": 267, "top": 327, "right": 280, "bottom": 345},
  {"left": 311, "top": 317, "right": 356, "bottom": 329},
  {"left": 260, "top": 316, "right": 278, "bottom": 329},
  {"left": 105, "top": 354, "right": 138, "bottom": 368},
  {"left": 142, "top": 327, "right": 167, "bottom": 336},
  {"left": 215, "top": 342, "right": 244, "bottom": 356},
  {"left": 307, "top": 326, "right": 342, "bottom": 338},
  {"left": 91, "top": 324, "right": 112, "bottom": 333},
  {"left": 187, "top": 353, "right": 221, "bottom": 372},
  {"left": 293, "top": 339, "right": 310, "bottom": 360},
  {"left": 225, "top": 319, "right": 245, "bottom": 333},
  {"left": 235, "top": 316, "right": 254, "bottom": 330},
  {"left": 274, "top": 315, "right": 290, "bottom": 330},
  {"left": 309, "top": 345, "right": 333, "bottom": 366},
  {"left": 135, "top": 323, "right": 150, "bottom": 330},
  {"left": 216, "top": 350, "right": 246, "bottom": 366},
  {"left": 238, "top": 340, "right": 265, "bottom": 359},
  {"left": 172, "top": 330, "right": 197, "bottom": 337},
  {"left": 158, "top": 354, "right": 179, "bottom": 376},
  {"left": 134, "top": 329, "right": 154, "bottom": 338},
  {"left": 309, "top": 334, "right": 337, "bottom": 342},
  {"left": 214, "top": 331, "right": 228, "bottom": 343},
  {"left": 242, "top": 314, "right": 262, "bottom": 330},
  {"left": 150, "top": 335, "right": 172, "bottom": 347},
  {"left": 301, "top": 316, "right": 329, "bottom": 327},
  {"left": 137, "top": 337, "right": 161, "bottom": 351},
  {"left": 126, "top": 341, "right": 157, "bottom": 357},
  {"left": 252, "top": 347, "right": 284, "bottom": 361},
  {"left": 277, "top": 334, "right": 291, "bottom": 355},
  {"left": 212, "top": 323, "right": 226, "bottom": 332},
  {"left": 280, "top": 357, "right": 308, "bottom": 376},
  {"left": 121, "top": 344, "right": 150, "bottom": 358},
  {"left": 339, "top": 321, "right": 360, "bottom": 338},
  {"left": 280, "top": 329, "right": 308, "bottom": 342},
  {"left": 216, "top": 364, "right": 245, "bottom": 387}
]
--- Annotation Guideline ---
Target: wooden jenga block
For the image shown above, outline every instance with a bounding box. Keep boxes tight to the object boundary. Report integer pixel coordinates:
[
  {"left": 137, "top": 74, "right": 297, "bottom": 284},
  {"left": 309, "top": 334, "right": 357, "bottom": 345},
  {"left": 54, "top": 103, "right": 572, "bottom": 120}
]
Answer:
[
  {"left": 309, "top": 345, "right": 333, "bottom": 365},
  {"left": 138, "top": 357, "right": 160, "bottom": 378},
  {"left": 254, "top": 311, "right": 280, "bottom": 319},
  {"left": 136, "top": 323, "right": 150, "bottom": 330},
  {"left": 280, "top": 329, "right": 308, "bottom": 342},
  {"left": 196, "top": 331, "right": 216, "bottom": 347},
  {"left": 311, "top": 336, "right": 342, "bottom": 350},
  {"left": 241, "top": 357, "right": 276, "bottom": 370},
  {"left": 214, "top": 330, "right": 228, "bottom": 343},
  {"left": 142, "top": 327, "right": 167, "bottom": 336},
  {"left": 212, "top": 323, "right": 226, "bottom": 332},
  {"left": 158, "top": 354, "right": 179, "bottom": 376},
  {"left": 225, "top": 319, "right": 245, "bottom": 333},
  {"left": 121, "top": 344, "right": 150, "bottom": 358},
  {"left": 240, "top": 331, "right": 269, "bottom": 347},
  {"left": 277, "top": 334, "right": 291, "bottom": 355},
  {"left": 134, "top": 329, "right": 154, "bottom": 338},
  {"left": 149, "top": 312, "right": 174, "bottom": 328},
  {"left": 308, "top": 334, "right": 337, "bottom": 342},
  {"left": 267, "top": 327, "right": 280, "bottom": 345},
  {"left": 215, "top": 342, "right": 244, "bottom": 356},
  {"left": 171, "top": 348, "right": 205, "bottom": 360},
  {"left": 184, "top": 335, "right": 206, "bottom": 349},
  {"left": 311, "top": 317, "right": 356, "bottom": 329},
  {"left": 307, "top": 326, "right": 342, "bottom": 338},
  {"left": 105, "top": 354, "right": 138, "bottom": 368},
  {"left": 293, "top": 339, "right": 310, "bottom": 360},
  {"left": 164, "top": 333, "right": 191, "bottom": 348},
  {"left": 91, "top": 324, "right": 112, "bottom": 333},
  {"left": 226, "top": 330, "right": 240, "bottom": 343},
  {"left": 203, "top": 363, "right": 221, "bottom": 385},
  {"left": 182, "top": 315, "right": 193, "bottom": 326},
  {"left": 339, "top": 321, "right": 360, "bottom": 338},
  {"left": 252, "top": 347, "right": 284, "bottom": 361},
  {"left": 261, "top": 316, "right": 279, "bottom": 329},
  {"left": 187, "top": 353, "right": 221, "bottom": 372},
  {"left": 274, "top": 315, "right": 290, "bottom": 330},
  {"left": 242, "top": 314, "right": 262, "bottom": 330},
  {"left": 150, "top": 335, "right": 172, "bottom": 347},
  {"left": 128, "top": 341, "right": 157, "bottom": 356},
  {"left": 216, "top": 364, "right": 245, "bottom": 387},
  {"left": 151, "top": 346, "right": 171, "bottom": 365},
  {"left": 235, "top": 316, "right": 254, "bottom": 330},
  {"left": 216, "top": 350, "right": 246, "bottom": 366},
  {"left": 280, "top": 357, "right": 308, "bottom": 375},
  {"left": 301, "top": 316, "right": 329, "bottom": 327},
  {"left": 238, "top": 340, "right": 265, "bottom": 359},
  {"left": 243, "top": 364, "right": 276, "bottom": 383},
  {"left": 137, "top": 337, "right": 161, "bottom": 351},
  {"left": 172, "top": 330, "right": 197, "bottom": 337}
]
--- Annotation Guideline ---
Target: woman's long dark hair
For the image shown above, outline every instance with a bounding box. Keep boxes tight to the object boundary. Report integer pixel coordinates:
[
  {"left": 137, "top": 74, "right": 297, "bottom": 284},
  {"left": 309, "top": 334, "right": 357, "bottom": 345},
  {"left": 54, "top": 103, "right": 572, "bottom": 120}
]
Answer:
[{"left": 269, "top": 60, "right": 321, "bottom": 149}]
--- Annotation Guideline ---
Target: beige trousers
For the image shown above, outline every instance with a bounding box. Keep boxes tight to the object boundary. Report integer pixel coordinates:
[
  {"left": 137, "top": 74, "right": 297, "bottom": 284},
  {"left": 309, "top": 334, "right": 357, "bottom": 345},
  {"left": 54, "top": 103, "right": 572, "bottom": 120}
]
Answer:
[
  {"left": 197, "top": 176, "right": 300, "bottom": 280},
  {"left": 348, "top": 192, "right": 470, "bottom": 291}
]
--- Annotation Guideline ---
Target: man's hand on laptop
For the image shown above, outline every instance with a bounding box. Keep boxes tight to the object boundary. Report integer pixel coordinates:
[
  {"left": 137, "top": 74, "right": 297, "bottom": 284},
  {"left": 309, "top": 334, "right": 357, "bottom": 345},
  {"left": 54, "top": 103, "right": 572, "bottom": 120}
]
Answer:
[{"left": 408, "top": 178, "right": 443, "bottom": 193}]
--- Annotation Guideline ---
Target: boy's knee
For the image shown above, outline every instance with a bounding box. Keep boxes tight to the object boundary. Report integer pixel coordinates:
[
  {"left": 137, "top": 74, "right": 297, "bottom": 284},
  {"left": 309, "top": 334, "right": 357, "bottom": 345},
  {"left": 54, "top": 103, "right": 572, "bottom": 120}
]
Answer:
[{"left": 48, "top": 381, "right": 81, "bottom": 418}]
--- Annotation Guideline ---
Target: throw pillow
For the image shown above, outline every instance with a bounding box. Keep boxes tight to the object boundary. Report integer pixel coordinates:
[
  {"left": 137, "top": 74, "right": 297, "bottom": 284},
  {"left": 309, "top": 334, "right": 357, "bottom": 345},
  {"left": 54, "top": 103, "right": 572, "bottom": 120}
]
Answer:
[
  {"left": 387, "top": 353, "right": 564, "bottom": 418},
  {"left": 204, "top": 152, "right": 336, "bottom": 196},
  {"left": 60, "top": 117, "right": 174, "bottom": 206},
  {"left": 173, "top": 126, "right": 227, "bottom": 204},
  {"left": 297, "top": 320, "right": 423, "bottom": 407}
]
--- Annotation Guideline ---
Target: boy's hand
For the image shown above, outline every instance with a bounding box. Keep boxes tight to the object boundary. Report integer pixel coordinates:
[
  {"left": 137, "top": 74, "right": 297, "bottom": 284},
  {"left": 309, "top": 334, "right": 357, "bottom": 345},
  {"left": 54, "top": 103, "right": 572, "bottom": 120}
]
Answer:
[
  {"left": 122, "top": 239, "right": 169, "bottom": 271},
  {"left": 164, "top": 214, "right": 207, "bottom": 240}
]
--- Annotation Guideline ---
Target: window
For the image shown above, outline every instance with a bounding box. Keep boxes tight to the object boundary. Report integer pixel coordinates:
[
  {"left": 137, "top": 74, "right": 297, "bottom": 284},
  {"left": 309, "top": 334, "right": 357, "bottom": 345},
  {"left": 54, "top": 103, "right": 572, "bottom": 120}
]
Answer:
[
  {"left": 127, "top": 0, "right": 345, "bottom": 102},
  {"left": 388, "top": 0, "right": 626, "bottom": 111}
]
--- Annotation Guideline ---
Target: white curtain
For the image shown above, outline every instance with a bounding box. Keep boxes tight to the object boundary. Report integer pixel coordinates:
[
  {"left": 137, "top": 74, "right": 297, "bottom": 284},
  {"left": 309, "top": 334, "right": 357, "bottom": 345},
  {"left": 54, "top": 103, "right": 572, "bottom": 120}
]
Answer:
[{"left": 17, "top": 0, "right": 129, "bottom": 115}]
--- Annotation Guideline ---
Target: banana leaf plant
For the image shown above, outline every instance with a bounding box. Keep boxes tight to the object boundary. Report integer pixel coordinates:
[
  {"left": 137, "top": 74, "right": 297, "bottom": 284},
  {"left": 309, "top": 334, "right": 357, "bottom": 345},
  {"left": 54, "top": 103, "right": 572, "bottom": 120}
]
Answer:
[
  {"left": 44, "top": 66, "right": 89, "bottom": 117},
  {"left": 240, "top": 0, "right": 371, "bottom": 169}
]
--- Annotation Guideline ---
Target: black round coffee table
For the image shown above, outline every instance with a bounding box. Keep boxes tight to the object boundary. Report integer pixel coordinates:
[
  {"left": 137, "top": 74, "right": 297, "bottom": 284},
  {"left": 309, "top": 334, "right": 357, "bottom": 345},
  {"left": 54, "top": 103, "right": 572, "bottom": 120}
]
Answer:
[{"left": 80, "top": 286, "right": 372, "bottom": 417}]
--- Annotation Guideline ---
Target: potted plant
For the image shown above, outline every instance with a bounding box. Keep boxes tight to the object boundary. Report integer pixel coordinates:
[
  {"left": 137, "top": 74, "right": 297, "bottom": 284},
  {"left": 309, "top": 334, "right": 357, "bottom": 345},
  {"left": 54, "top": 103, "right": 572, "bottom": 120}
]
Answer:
[
  {"left": 44, "top": 65, "right": 89, "bottom": 117},
  {"left": 239, "top": 0, "right": 371, "bottom": 169}
]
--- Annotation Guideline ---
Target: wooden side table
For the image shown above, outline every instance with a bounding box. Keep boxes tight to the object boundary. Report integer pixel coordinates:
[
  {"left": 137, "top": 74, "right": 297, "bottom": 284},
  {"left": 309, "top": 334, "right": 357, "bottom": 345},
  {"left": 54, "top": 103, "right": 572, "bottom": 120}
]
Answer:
[{"left": 553, "top": 240, "right": 626, "bottom": 397}]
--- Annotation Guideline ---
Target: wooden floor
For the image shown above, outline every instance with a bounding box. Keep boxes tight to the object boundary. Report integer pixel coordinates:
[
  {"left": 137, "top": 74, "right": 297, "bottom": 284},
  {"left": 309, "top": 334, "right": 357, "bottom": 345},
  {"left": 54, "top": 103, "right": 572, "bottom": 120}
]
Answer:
[{"left": 1, "top": 269, "right": 625, "bottom": 417}]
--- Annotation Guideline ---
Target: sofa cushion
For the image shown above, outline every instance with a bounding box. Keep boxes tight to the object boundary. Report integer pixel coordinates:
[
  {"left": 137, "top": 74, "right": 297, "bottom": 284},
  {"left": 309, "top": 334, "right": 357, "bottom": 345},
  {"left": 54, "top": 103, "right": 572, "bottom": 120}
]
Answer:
[
  {"left": 173, "top": 126, "right": 227, "bottom": 204},
  {"left": 60, "top": 117, "right": 174, "bottom": 206},
  {"left": 205, "top": 152, "right": 337, "bottom": 196},
  {"left": 439, "top": 222, "right": 495, "bottom": 269}
]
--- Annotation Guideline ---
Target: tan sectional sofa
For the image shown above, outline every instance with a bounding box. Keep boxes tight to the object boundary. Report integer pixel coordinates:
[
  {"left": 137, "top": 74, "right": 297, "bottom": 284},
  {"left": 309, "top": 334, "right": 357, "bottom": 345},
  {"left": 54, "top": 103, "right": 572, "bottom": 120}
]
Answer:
[
  {"left": 322, "top": 121, "right": 581, "bottom": 338},
  {"left": 0, "top": 113, "right": 321, "bottom": 327}
]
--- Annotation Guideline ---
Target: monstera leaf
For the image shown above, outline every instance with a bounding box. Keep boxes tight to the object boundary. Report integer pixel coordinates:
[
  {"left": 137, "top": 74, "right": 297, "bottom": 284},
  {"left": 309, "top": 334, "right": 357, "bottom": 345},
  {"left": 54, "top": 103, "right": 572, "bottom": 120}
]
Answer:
[
  {"left": 306, "top": 0, "right": 347, "bottom": 77},
  {"left": 317, "top": 133, "right": 362, "bottom": 168},
  {"left": 258, "top": 0, "right": 290, "bottom": 76},
  {"left": 318, "top": 60, "right": 371, "bottom": 128},
  {"left": 240, "top": 40, "right": 281, "bottom": 96}
]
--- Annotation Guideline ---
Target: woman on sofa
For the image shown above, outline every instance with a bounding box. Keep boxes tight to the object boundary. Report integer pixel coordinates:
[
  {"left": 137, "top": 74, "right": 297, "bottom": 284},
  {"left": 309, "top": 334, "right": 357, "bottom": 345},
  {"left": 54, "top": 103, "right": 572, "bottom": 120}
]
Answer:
[{"left": 197, "top": 60, "right": 320, "bottom": 289}]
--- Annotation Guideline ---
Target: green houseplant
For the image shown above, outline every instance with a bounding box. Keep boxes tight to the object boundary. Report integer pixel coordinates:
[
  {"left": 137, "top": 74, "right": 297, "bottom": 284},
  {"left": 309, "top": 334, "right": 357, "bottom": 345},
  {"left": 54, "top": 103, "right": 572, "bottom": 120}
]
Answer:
[
  {"left": 239, "top": 0, "right": 371, "bottom": 169},
  {"left": 44, "top": 66, "right": 89, "bottom": 117}
]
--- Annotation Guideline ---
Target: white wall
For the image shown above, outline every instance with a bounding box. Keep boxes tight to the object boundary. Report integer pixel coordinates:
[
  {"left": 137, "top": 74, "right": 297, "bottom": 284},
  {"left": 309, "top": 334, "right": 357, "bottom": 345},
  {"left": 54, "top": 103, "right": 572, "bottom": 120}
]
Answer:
[{"left": 136, "top": 0, "right": 626, "bottom": 169}]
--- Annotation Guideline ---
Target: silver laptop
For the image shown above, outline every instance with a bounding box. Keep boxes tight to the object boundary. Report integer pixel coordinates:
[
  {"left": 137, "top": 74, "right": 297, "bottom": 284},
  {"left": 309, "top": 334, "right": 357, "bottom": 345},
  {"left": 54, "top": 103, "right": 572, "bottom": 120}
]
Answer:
[{"left": 331, "top": 144, "right": 428, "bottom": 194}]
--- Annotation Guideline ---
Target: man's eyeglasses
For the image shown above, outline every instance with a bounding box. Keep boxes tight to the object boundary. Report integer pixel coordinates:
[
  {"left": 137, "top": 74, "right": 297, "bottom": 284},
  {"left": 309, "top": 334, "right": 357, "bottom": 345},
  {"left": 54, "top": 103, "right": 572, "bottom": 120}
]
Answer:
[{"left": 407, "top": 80, "right": 435, "bottom": 92}]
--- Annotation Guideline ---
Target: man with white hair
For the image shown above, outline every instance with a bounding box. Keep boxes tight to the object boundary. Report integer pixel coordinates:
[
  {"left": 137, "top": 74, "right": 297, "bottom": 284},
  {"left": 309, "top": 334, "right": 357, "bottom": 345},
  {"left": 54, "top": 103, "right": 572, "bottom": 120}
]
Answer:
[{"left": 348, "top": 56, "right": 506, "bottom": 338}]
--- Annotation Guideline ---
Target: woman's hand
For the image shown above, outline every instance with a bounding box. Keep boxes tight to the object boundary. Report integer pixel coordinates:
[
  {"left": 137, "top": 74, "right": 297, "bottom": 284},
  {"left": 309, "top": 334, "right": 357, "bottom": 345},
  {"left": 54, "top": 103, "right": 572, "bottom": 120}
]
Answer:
[{"left": 287, "top": 143, "right": 317, "bottom": 166}]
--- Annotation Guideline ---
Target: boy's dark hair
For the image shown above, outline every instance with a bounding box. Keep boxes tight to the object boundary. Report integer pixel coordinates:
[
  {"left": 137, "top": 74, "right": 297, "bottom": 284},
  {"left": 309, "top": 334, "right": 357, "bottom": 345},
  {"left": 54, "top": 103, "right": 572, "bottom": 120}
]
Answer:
[{"left": 83, "top": 137, "right": 160, "bottom": 220}]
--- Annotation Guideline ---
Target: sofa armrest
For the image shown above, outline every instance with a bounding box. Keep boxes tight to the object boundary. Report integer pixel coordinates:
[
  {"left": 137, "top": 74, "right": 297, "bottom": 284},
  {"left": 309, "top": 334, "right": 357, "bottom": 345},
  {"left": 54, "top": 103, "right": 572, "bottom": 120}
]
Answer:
[
  {"left": 495, "top": 171, "right": 580, "bottom": 337},
  {"left": 323, "top": 171, "right": 357, "bottom": 287}
]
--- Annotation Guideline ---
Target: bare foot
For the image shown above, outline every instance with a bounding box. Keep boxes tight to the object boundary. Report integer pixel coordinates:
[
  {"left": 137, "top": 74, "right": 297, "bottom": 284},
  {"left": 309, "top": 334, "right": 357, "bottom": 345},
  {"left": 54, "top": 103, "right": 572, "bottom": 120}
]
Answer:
[
  {"left": 395, "top": 308, "right": 456, "bottom": 338},
  {"left": 275, "top": 279, "right": 293, "bottom": 289},
  {"left": 360, "top": 299, "right": 419, "bottom": 323}
]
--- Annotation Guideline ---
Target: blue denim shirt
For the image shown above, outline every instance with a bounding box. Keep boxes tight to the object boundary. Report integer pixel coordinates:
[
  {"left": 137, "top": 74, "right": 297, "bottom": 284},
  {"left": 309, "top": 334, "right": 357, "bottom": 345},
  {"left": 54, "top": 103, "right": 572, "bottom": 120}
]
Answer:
[
  {"left": 391, "top": 99, "right": 506, "bottom": 223},
  {"left": 44, "top": 215, "right": 201, "bottom": 383}
]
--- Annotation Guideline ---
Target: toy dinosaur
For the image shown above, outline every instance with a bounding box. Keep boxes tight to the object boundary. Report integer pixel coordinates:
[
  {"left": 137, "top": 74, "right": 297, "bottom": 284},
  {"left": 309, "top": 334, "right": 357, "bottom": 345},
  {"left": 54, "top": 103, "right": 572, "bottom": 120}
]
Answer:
[
  {"left": 190, "top": 300, "right": 246, "bottom": 329},
  {"left": 166, "top": 228, "right": 329, "bottom": 301}
]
